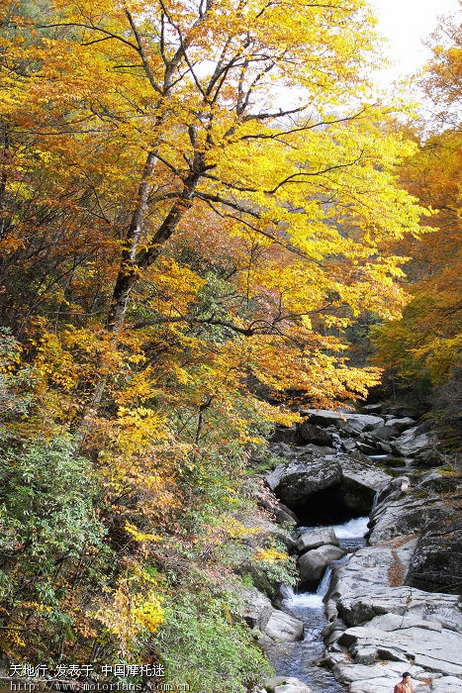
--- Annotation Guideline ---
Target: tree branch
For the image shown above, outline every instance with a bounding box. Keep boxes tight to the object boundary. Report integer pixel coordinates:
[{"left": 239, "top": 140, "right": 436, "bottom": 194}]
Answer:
[{"left": 266, "top": 150, "right": 365, "bottom": 194}]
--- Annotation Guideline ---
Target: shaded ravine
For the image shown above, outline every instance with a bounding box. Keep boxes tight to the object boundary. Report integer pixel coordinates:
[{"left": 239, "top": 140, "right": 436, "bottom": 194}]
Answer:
[{"left": 265, "top": 518, "right": 369, "bottom": 691}]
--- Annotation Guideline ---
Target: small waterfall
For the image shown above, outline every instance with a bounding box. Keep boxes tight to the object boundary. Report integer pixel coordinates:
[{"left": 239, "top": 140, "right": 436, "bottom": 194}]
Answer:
[
  {"left": 332, "top": 515, "right": 369, "bottom": 539},
  {"left": 372, "top": 488, "right": 380, "bottom": 510},
  {"left": 268, "top": 517, "right": 369, "bottom": 691},
  {"left": 282, "top": 563, "right": 334, "bottom": 608},
  {"left": 296, "top": 516, "right": 369, "bottom": 553}
]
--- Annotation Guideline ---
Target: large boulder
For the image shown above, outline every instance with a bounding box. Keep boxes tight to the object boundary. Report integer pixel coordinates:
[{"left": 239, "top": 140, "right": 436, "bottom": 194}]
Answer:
[
  {"left": 338, "top": 456, "right": 390, "bottom": 512},
  {"left": 371, "top": 425, "right": 399, "bottom": 441},
  {"left": 241, "top": 588, "right": 304, "bottom": 643},
  {"left": 338, "top": 623, "right": 462, "bottom": 676},
  {"left": 265, "top": 458, "right": 342, "bottom": 507},
  {"left": 384, "top": 417, "right": 417, "bottom": 432},
  {"left": 266, "top": 453, "right": 390, "bottom": 520},
  {"left": 270, "top": 426, "right": 299, "bottom": 445},
  {"left": 296, "top": 527, "right": 338, "bottom": 554},
  {"left": 264, "top": 609, "right": 304, "bottom": 642},
  {"left": 299, "top": 409, "right": 384, "bottom": 432},
  {"left": 298, "top": 544, "right": 345, "bottom": 586},
  {"left": 392, "top": 426, "right": 439, "bottom": 458},
  {"left": 298, "top": 409, "right": 348, "bottom": 426},
  {"left": 297, "top": 421, "right": 333, "bottom": 446},
  {"left": 242, "top": 587, "right": 273, "bottom": 631},
  {"left": 414, "top": 470, "right": 462, "bottom": 495},
  {"left": 368, "top": 474, "right": 461, "bottom": 546}
]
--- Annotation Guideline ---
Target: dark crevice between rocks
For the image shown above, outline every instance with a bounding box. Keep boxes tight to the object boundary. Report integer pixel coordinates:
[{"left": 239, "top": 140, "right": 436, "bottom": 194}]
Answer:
[{"left": 280, "top": 482, "right": 375, "bottom": 527}]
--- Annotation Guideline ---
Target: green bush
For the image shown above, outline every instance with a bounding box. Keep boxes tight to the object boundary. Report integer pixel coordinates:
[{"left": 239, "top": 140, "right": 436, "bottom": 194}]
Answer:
[
  {"left": 154, "top": 592, "right": 272, "bottom": 693},
  {"left": 0, "top": 435, "right": 109, "bottom": 660}
]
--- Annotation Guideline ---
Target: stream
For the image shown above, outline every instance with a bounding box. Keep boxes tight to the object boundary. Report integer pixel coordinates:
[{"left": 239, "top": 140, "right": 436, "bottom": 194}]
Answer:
[{"left": 266, "top": 517, "right": 369, "bottom": 691}]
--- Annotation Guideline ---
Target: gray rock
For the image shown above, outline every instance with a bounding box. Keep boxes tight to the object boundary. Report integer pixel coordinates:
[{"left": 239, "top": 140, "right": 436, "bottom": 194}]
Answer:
[
  {"left": 264, "top": 676, "right": 312, "bottom": 693},
  {"left": 329, "top": 655, "right": 424, "bottom": 683},
  {"left": 242, "top": 587, "right": 273, "bottom": 630},
  {"left": 373, "top": 425, "right": 399, "bottom": 441},
  {"left": 431, "top": 676, "right": 462, "bottom": 692},
  {"left": 377, "top": 440, "right": 394, "bottom": 454},
  {"left": 339, "top": 624, "right": 462, "bottom": 676},
  {"left": 393, "top": 426, "right": 438, "bottom": 458},
  {"left": 275, "top": 502, "right": 299, "bottom": 526},
  {"left": 298, "top": 409, "right": 349, "bottom": 426},
  {"left": 297, "top": 421, "right": 333, "bottom": 446},
  {"left": 269, "top": 442, "right": 293, "bottom": 458},
  {"left": 340, "top": 413, "right": 386, "bottom": 430},
  {"left": 407, "top": 517, "right": 462, "bottom": 594},
  {"left": 256, "top": 488, "right": 299, "bottom": 526},
  {"left": 349, "top": 678, "right": 412, "bottom": 693},
  {"left": 298, "top": 409, "right": 384, "bottom": 430},
  {"left": 414, "top": 448, "right": 444, "bottom": 468},
  {"left": 339, "top": 456, "right": 391, "bottom": 501},
  {"left": 369, "top": 481, "right": 459, "bottom": 546},
  {"left": 414, "top": 470, "right": 462, "bottom": 494},
  {"left": 264, "top": 609, "right": 304, "bottom": 642},
  {"left": 361, "top": 404, "right": 384, "bottom": 413},
  {"left": 298, "top": 544, "right": 345, "bottom": 585},
  {"left": 342, "top": 438, "right": 357, "bottom": 452},
  {"left": 270, "top": 426, "right": 298, "bottom": 445},
  {"left": 265, "top": 459, "right": 342, "bottom": 506},
  {"left": 339, "top": 418, "right": 369, "bottom": 436},
  {"left": 356, "top": 441, "right": 380, "bottom": 455},
  {"left": 367, "top": 613, "right": 442, "bottom": 632},
  {"left": 298, "top": 443, "right": 337, "bottom": 456},
  {"left": 296, "top": 527, "right": 338, "bottom": 553},
  {"left": 303, "top": 454, "right": 391, "bottom": 515},
  {"left": 385, "top": 417, "right": 417, "bottom": 432}
]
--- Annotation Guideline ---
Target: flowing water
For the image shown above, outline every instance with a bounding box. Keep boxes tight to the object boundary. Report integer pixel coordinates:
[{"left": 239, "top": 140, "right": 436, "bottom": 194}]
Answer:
[{"left": 266, "top": 517, "right": 369, "bottom": 691}]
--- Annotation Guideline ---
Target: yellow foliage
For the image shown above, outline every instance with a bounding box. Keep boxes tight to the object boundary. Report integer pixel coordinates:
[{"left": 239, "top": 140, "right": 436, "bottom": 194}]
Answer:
[
  {"left": 253, "top": 548, "right": 289, "bottom": 563},
  {"left": 125, "top": 522, "right": 162, "bottom": 543},
  {"left": 225, "top": 517, "right": 260, "bottom": 540},
  {"left": 95, "top": 576, "right": 165, "bottom": 654}
]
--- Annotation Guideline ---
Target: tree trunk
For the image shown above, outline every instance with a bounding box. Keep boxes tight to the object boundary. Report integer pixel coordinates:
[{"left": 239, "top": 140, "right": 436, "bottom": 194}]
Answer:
[{"left": 105, "top": 149, "right": 157, "bottom": 333}]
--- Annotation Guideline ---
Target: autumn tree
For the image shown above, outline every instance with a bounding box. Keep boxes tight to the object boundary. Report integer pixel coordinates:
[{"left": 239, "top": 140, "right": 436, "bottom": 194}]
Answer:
[
  {"left": 0, "top": 0, "right": 425, "bottom": 416},
  {"left": 375, "top": 11, "right": 461, "bottom": 439},
  {"left": 0, "top": 0, "right": 432, "bottom": 682}
]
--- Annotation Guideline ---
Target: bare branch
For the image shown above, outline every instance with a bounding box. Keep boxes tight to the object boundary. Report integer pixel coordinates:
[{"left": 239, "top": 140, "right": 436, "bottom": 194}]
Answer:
[
  {"left": 198, "top": 195, "right": 323, "bottom": 264},
  {"left": 124, "top": 9, "right": 163, "bottom": 94},
  {"left": 266, "top": 150, "right": 365, "bottom": 194},
  {"left": 38, "top": 22, "right": 139, "bottom": 52}
]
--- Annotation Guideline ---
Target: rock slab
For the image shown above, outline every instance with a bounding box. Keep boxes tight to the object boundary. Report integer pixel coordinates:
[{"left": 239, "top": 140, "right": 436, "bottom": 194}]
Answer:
[
  {"left": 265, "top": 676, "right": 312, "bottom": 693},
  {"left": 298, "top": 544, "right": 345, "bottom": 585}
]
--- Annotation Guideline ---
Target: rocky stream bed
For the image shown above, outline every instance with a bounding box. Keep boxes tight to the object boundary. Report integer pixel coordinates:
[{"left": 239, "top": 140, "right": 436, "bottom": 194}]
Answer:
[{"left": 246, "top": 406, "right": 462, "bottom": 693}]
